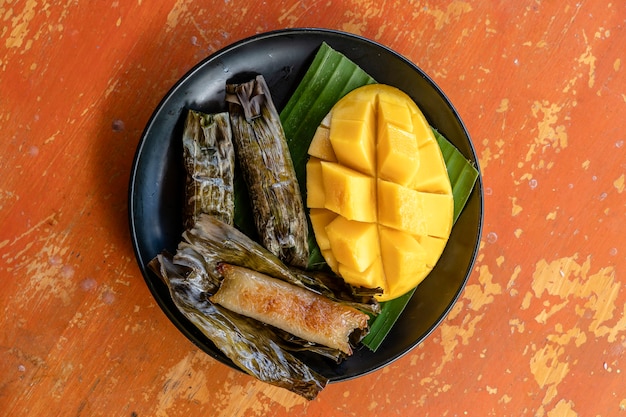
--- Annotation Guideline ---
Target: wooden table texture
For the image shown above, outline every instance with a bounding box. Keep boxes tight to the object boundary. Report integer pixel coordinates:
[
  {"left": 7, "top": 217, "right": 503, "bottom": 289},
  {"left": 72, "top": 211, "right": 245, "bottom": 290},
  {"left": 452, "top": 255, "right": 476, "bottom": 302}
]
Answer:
[{"left": 1, "top": 1, "right": 625, "bottom": 416}]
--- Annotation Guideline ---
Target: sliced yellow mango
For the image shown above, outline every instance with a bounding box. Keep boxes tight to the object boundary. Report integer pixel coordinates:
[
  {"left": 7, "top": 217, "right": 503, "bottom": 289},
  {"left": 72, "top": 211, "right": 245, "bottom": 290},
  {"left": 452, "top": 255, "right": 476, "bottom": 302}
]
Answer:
[
  {"left": 377, "top": 179, "right": 427, "bottom": 236},
  {"left": 321, "top": 249, "right": 339, "bottom": 273},
  {"left": 305, "top": 157, "right": 325, "bottom": 208},
  {"left": 338, "top": 257, "right": 385, "bottom": 289},
  {"left": 379, "top": 227, "right": 428, "bottom": 297},
  {"left": 409, "top": 140, "right": 451, "bottom": 194},
  {"left": 308, "top": 125, "right": 337, "bottom": 162},
  {"left": 325, "top": 217, "right": 379, "bottom": 272},
  {"left": 321, "top": 161, "right": 376, "bottom": 222},
  {"left": 306, "top": 84, "right": 453, "bottom": 301},
  {"left": 329, "top": 100, "right": 376, "bottom": 175},
  {"left": 410, "top": 107, "right": 434, "bottom": 144},
  {"left": 377, "top": 122, "right": 420, "bottom": 186},
  {"left": 332, "top": 97, "right": 374, "bottom": 122},
  {"left": 308, "top": 208, "right": 337, "bottom": 251},
  {"left": 377, "top": 96, "right": 413, "bottom": 132},
  {"left": 414, "top": 234, "right": 448, "bottom": 269},
  {"left": 418, "top": 191, "right": 453, "bottom": 238}
]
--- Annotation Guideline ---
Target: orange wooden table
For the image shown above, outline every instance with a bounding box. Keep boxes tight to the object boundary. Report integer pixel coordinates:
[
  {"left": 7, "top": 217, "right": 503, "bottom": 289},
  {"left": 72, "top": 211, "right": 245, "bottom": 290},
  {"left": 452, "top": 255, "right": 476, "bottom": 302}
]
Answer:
[{"left": 2, "top": 1, "right": 625, "bottom": 416}]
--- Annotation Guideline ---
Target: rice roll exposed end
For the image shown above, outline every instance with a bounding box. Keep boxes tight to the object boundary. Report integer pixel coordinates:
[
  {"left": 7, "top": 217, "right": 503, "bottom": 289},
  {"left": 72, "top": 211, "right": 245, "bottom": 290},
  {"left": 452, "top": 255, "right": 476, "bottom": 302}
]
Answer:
[{"left": 211, "top": 263, "right": 369, "bottom": 355}]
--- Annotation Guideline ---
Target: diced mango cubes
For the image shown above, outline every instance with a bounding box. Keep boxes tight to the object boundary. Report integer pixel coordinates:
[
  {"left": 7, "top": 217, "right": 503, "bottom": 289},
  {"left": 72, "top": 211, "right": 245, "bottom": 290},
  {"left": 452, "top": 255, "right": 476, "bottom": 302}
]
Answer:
[
  {"left": 379, "top": 227, "right": 428, "bottom": 296},
  {"left": 409, "top": 139, "right": 452, "bottom": 194},
  {"left": 418, "top": 191, "right": 453, "bottom": 238},
  {"left": 414, "top": 234, "right": 448, "bottom": 269},
  {"left": 339, "top": 257, "right": 385, "bottom": 290},
  {"left": 377, "top": 122, "right": 420, "bottom": 186},
  {"left": 377, "top": 179, "right": 427, "bottom": 236},
  {"left": 321, "top": 249, "right": 338, "bottom": 273},
  {"left": 306, "top": 84, "right": 453, "bottom": 301},
  {"left": 329, "top": 99, "right": 376, "bottom": 176},
  {"left": 377, "top": 96, "right": 413, "bottom": 132},
  {"left": 308, "top": 125, "right": 337, "bottom": 162},
  {"left": 325, "top": 216, "right": 379, "bottom": 272},
  {"left": 305, "top": 158, "right": 325, "bottom": 208},
  {"left": 308, "top": 208, "right": 337, "bottom": 251},
  {"left": 320, "top": 161, "right": 376, "bottom": 222}
]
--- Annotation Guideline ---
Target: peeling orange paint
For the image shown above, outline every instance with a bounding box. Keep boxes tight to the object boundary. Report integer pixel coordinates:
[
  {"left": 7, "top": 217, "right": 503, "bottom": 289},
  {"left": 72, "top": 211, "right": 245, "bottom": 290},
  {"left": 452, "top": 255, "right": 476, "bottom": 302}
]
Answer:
[
  {"left": 155, "top": 351, "right": 214, "bottom": 416},
  {"left": 547, "top": 324, "right": 587, "bottom": 348},
  {"left": 436, "top": 312, "right": 484, "bottom": 375},
  {"left": 278, "top": 2, "right": 302, "bottom": 26},
  {"left": 530, "top": 342, "right": 569, "bottom": 399},
  {"left": 4, "top": 0, "right": 38, "bottom": 49},
  {"left": 478, "top": 146, "right": 492, "bottom": 171},
  {"left": 613, "top": 174, "right": 625, "bottom": 193},
  {"left": 511, "top": 196, "right": 523, "bottom": 216},
  {"left": 509, "top": 318, "right": 525, "bottom": 334},
  {"left": 154, "top": 351, "right": 307, "bottom": 417},
  {"left": 547, "top": 399, "right": 578, "bottom": 417},
  {"left": 0, "top": 189, "right": 20, "bottom": 212},
  {"left": 534, "top": 300, "right": 568, "bottom": 324},
  {"left": 499, "top": 394, "right": 513, "bottom": 404},
  {"left": 532, "top": 256, "right": 622, "bottom": 338},
  {"left": 463, "top": 265, "right": 503, "bottom": 311},
  {"left": 3, "top": 215, "right": 77, "bottom": 306},
  {"left": 165, "top": 0, "right": 192, "bottom": 33},
  {"left": 521, "top": 291, "right": 533, "bottom": 310},
  {"left": 524, "top": 254, "right": 625, "bottom": 412},
  {"left": 496, "top": 98, "right": 509, "bottom": 113},
  {"left": 579, "top": 32, "right": 597, "bottom": 88},
  {"left": 546, "top": 210, "right": 557, "bottom": 220},
  {"left": 527, "top": 100, "right": 568, "bottom": 163},
  {"left": 507, "top": 264, "right": 522, "bottom": 290},
  {"left": 424, "top": 1, "right": 472, "bottom": 30}
]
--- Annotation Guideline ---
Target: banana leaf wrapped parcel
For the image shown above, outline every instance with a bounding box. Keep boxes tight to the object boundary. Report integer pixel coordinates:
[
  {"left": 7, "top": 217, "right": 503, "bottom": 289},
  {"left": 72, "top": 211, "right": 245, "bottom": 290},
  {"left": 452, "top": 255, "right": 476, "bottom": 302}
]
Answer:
[
  {"left": 226, "top": 75, "right": 309, "bottom": 268},
  {"left": 182, "top": 110, "right": 235, "bottom": 229},
  {"left": 149, "top": 215, "right": 380, "bottom": 400},
  {"left": 150, "top": 253, "right": 327, "bottom": 400}
]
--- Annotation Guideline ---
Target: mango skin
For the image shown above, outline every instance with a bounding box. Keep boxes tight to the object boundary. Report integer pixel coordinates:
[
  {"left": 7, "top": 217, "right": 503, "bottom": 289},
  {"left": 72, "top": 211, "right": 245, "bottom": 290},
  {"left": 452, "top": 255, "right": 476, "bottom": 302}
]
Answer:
[{"left": 306, "top": 84, "right": 453, "bottom": 301}]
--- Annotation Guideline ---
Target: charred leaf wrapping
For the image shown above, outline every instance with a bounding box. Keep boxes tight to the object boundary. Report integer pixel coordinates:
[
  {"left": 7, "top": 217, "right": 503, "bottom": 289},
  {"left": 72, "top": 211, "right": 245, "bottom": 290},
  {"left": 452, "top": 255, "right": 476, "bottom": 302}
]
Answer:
[
  {"left": 151, "top": 254, "right": 327, "bottom": 400},
  {"left": 182, "top": 110, "right": 235, "bottom": 229},
  {"left": 179, "top": 214, "right": 380, "bottom": 315},
  {"left": 226, "top": 75, "right": 309, "bottom": 268}
]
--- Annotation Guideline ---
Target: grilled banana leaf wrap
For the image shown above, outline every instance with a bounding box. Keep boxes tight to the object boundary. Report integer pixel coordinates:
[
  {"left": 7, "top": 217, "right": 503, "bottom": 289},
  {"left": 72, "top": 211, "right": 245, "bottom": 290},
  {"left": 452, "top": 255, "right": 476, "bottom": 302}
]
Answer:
[
  {"left": 226, "top": 75, "right": 309, "bottom": 268},
  {"left": 182, "top": 110, "right": 235, "bottom": 229},
  {"left": 150, "top": 254, "right": 327, "bottom": 400},
  {"left": 178, "top": 215, "right": 380, "bottom": 315},
  {"left": 148, "top": 215, "right": 381, "bottom": 399}
]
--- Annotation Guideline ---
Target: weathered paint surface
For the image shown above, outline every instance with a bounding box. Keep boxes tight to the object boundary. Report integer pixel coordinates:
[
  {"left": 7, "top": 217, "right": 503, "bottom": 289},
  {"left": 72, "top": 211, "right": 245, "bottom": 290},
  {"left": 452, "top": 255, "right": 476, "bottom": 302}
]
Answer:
[{"left": 1, "top": 1, "right": 625, "bottom": 416}]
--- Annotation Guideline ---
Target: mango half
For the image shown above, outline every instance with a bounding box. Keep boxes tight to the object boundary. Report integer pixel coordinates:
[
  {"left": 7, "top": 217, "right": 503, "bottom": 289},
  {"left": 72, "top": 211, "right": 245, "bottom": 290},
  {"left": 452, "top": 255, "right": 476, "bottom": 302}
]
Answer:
[{"left": 306, "top": 84, "right": 453, "bottom": 301}]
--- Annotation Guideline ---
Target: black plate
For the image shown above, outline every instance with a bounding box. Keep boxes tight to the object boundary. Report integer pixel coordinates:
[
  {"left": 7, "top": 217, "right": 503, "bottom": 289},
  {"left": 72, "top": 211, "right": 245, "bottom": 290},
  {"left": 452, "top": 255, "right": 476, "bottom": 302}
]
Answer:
[{"left": 129, "top": 28, "right": 483, "bottom": 382}]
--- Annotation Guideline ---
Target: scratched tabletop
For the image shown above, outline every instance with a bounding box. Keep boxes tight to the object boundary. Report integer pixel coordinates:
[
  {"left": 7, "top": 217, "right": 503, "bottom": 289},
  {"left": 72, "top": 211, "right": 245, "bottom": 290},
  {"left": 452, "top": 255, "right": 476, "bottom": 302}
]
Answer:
[{"left": 2, "top": 1, "right": 625, "bottom": 416}]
